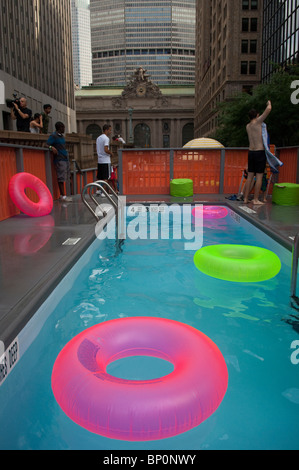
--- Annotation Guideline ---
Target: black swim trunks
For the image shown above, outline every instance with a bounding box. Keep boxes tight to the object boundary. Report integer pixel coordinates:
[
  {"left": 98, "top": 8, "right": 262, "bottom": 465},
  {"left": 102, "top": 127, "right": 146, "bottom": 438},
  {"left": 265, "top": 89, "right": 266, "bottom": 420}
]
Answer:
[
  {"left": 97, "top": 163, "right": 111, "bottom": 180},
  {"left": 248, "top": 150, "right": 267, "bottom": 174}
]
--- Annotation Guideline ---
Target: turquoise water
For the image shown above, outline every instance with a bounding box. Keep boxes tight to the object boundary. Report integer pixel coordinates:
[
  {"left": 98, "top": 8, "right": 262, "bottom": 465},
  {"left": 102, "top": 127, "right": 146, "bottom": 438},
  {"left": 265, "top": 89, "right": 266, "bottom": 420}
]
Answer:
[{"left": 0, "top": 206, "right": 298, "bottom": 450}]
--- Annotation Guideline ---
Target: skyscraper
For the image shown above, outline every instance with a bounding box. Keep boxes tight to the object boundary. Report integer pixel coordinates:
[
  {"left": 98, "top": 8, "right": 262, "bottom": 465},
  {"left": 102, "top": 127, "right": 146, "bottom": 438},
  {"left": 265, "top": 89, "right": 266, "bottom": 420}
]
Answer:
[
  {"left": 194, "top": 0, "right": 263, "bottom": 137},
  {"left": 71, "top": 0, "right": 92, "bottom": 88},
  {"left": 90, "top": 0, "right": 196, "bottom": 86},
  {"left": 262, "top": 0, "right": 299, "bottom": 81},
  {"left": 0, "top": 0, "right": 76, "bottom": 131}
]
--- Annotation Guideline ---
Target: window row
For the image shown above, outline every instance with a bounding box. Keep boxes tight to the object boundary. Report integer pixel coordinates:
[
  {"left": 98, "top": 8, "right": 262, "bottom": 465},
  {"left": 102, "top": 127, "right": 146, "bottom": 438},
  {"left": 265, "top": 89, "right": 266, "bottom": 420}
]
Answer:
[
  {"left": 92, "top": 48, "right": 195, "bottom": 59},
  {"left": 242, "top": 17, "right": 258, "bottom": 32},
  {"left": 242, "top": 0, "right": 258, "bottom": 10},
  {"left": 241, "top": 61, "right": 257, "bottom": 75}
]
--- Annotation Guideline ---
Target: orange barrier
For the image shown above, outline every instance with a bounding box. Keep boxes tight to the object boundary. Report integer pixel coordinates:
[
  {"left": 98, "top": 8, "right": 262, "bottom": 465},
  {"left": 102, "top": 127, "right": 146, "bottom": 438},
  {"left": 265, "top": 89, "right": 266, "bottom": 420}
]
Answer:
[
  {"left": 1, "top": 144, "right": 298, "bottom": 221},
  {"left": 223, "top": 149, "right": 248, "bottom": 194},
  {"left": 122, "top": 150, "right": 170, "bottom": 195},
  {"left": 277, "top": 147, "right": 298, "bottom": 183},
  {"left": 0, "top": 147, "right": 19, "bottom": 221},
  {"left": 173, "top": 150, "right": 221, "bottom": 194}
]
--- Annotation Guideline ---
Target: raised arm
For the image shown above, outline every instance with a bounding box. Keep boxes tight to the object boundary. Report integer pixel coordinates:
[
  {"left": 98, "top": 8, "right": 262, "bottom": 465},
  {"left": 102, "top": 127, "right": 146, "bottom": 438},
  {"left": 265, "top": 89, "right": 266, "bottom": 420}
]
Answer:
[{"left": 257, "top": 101, "right": 272, "bottom": 123}]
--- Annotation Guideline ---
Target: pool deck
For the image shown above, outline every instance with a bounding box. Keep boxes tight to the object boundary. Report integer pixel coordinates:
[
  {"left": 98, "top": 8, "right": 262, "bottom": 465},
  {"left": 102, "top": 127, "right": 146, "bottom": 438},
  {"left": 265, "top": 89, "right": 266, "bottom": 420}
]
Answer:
[{"left": 0, "top": 193, "right": 298, "bottom": 348}]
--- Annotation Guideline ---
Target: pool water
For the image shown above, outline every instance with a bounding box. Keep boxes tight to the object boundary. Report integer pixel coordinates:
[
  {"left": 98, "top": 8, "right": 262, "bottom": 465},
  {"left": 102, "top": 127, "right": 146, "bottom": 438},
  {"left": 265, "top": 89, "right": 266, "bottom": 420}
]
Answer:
[{"left": 0, "top": 206, "right": 298, "bottom": 450}]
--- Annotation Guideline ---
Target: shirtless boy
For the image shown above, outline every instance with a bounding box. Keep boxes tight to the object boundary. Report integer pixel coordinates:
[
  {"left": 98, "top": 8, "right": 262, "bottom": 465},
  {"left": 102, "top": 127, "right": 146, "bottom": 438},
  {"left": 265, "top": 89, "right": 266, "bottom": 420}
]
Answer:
[{"left": 243, "top": 100, "right": 272, "bottom": 205}]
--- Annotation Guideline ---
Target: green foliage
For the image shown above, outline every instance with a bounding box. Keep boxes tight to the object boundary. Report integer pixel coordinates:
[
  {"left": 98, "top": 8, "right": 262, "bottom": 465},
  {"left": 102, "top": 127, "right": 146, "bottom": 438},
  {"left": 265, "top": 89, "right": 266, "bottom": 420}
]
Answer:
[{"left": 212, "top": 66, "right": 299, "bottom": 147}]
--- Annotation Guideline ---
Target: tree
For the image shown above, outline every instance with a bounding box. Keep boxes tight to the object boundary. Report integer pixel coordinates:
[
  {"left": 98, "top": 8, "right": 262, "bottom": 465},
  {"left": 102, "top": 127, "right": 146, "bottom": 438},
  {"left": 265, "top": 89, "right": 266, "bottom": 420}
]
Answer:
[{"left": 212, "top": 65, "right": 299, "bottom": 147}]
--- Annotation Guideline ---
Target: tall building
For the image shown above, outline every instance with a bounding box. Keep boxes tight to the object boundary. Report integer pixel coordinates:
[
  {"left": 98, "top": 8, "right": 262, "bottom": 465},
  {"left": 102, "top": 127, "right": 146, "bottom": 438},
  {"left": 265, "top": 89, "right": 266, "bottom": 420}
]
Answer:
[
  {"left": 0, "top": 0, "right": 76, "bottom": 132},
  {"left": 262, "top": 0, "right": 299, "bottom": 81},
  {"left": 194, "top": 0, "right": 263, "bottom": 138},
  {"left": 71, "top": 0, "right": 92, "bottom": 88},
  {"left": 90, "top": 0, "right": 196, "bottom": 86}
]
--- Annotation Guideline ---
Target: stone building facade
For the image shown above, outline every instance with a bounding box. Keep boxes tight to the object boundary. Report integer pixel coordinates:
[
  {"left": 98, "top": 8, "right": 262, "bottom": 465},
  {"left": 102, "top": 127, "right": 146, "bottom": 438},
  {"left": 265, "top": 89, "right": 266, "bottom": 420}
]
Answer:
[
  {"left": 75, "top": 68, "right": 195, "bottom": 148},
  {"left": 195, "top": 0, "right": 263, "bottom": 137},
  {"left": 0, "top": 0, "right": 76, "bottom": 133}
]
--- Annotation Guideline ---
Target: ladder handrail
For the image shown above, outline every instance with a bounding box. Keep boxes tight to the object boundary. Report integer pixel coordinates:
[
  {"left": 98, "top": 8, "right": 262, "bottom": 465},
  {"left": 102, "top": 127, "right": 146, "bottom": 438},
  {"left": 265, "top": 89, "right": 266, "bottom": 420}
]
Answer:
[
  {"left": 81, "top": 181, "right": 119, "bottom": 221},
  {"left": 291, "top": 232, "right": 299, "bottom": 300}
]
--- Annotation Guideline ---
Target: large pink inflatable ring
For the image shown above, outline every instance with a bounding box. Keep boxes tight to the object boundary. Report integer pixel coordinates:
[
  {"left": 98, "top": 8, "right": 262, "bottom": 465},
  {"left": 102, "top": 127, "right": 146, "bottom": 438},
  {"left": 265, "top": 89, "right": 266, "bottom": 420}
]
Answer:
[
  {"left": 9, "top": 172, "right": 53, "bottom": 217},
  {"left": 192, "top": 205, "right": 228, "bottom": 220},
  {"left": 52, "top": 317, "right": 228, "bottom": 441}
]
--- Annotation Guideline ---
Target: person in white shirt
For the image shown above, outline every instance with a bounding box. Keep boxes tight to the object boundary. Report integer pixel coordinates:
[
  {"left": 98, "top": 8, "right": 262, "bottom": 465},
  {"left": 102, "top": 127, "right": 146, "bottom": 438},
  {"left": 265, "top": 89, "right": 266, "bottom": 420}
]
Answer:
[{"left": 96, "top": 124, "right": 113, "bottom": 196}]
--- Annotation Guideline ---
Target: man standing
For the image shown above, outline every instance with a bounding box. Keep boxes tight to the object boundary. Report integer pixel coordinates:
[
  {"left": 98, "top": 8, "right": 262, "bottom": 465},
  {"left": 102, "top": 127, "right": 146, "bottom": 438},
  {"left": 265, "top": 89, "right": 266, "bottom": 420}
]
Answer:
[
  {"left": 96, "top": 124, "right": 113, "bottom": 196},
  {"left": 47, "top": 122, "right": 72, "bottom": 202},
  {"left": 243, "top": 101, "right": 272, "bottom": 205},
  {"left": 41, "top": 104, "right": 52, "bottom": 134},
  {"left": 10, "top": 97, "right": 32, "bottom": 132}
]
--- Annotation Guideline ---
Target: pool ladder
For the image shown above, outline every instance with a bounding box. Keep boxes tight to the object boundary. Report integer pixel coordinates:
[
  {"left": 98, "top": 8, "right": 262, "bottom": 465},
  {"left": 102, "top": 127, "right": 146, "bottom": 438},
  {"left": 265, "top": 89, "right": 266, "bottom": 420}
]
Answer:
[
  {"left": 291, "top": 232, "right": 299, "bottom": 309},
  {"left": 81, "top": 180, "right": 123, "bottom": 222}
]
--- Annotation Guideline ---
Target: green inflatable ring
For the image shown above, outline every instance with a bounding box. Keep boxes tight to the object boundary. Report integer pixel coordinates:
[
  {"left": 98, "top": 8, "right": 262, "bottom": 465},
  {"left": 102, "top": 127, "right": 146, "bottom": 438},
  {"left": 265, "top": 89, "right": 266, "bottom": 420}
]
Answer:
[{"left": 194, "top": 244, "right": 281, "bottom": 283}]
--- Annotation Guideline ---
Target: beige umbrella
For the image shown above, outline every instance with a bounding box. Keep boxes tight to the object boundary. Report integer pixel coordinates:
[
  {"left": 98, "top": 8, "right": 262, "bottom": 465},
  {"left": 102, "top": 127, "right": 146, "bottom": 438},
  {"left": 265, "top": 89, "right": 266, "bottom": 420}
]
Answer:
[{"left": 183, "top": 137, "right": 224, "bottom": 149}]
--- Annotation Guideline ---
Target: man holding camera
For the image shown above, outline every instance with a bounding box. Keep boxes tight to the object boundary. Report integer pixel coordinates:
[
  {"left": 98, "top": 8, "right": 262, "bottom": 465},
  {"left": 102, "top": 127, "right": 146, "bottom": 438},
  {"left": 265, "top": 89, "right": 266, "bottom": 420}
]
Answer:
[{"left": 10, "top": 97, "right": 32, "bottom": 132}]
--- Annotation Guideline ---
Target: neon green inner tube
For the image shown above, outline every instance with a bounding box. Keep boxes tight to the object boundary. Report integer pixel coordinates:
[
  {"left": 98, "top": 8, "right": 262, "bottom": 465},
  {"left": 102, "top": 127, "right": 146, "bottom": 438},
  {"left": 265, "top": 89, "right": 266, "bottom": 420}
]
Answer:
[{"left": 194, "top": 244, "right": 281, "bottom": 282}]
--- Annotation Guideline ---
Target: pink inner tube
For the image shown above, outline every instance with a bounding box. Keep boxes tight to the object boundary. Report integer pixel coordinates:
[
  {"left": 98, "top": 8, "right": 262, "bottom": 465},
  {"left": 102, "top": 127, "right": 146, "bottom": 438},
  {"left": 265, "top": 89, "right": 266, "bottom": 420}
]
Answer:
[
  {"left": 192, "top": 206, "right": 228, "bottom": 220},
  {"left": 9, "top": 172, "right": 53, "bottom": 217},
  {"left": 52, "top": 317, "right": 228, "bottom": 441}
]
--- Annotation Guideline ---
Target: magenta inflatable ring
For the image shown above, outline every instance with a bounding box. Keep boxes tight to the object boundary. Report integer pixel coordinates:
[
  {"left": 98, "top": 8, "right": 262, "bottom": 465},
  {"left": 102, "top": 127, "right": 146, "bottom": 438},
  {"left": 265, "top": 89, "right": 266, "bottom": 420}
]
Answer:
[
  {"left": 192, "top": 205, "right": 228, "bottom": 220},
  {"left": 9, "top": 172, "right": 53, "bottom": 217},
  {"left": 52, "top": 317, "right": 228, "bottom": 441}
]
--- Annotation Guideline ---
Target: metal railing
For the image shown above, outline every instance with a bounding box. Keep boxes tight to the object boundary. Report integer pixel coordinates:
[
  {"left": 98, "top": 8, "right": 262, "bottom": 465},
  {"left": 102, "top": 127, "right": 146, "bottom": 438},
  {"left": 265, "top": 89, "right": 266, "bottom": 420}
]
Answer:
[
  {"left": 291, "top": 232, "right": 299, "bottom": 307},
  {"left": 81, "top": 180, "right": 123, "bottom": 220}
]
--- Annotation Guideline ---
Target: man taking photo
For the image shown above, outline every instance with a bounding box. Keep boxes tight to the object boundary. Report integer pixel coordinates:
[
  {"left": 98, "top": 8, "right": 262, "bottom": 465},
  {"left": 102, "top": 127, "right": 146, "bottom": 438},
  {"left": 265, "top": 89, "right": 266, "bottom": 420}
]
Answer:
[{"left": 10, "top": 97, "right": 32, "bottom": 132}]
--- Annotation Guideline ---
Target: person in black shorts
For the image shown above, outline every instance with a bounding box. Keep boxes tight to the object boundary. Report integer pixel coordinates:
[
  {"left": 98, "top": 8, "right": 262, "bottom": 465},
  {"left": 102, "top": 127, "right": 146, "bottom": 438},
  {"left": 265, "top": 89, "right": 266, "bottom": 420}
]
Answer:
[
  {"left": 243, "top": 101, "right": 272, "bottom": 205},
  {"left": 96, "top": 124, "right": 113, "bottom": 197}
]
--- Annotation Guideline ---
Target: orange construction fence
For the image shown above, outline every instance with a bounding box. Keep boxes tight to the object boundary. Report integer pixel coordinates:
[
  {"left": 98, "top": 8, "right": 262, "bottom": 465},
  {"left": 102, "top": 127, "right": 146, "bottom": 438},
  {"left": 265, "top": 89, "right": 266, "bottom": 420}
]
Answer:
[
  {"left": 0, "top": 144, "right": 298, "bottom": 221},
  {"left": 121, "top": 146, "right": 298, "bottom": 195}
]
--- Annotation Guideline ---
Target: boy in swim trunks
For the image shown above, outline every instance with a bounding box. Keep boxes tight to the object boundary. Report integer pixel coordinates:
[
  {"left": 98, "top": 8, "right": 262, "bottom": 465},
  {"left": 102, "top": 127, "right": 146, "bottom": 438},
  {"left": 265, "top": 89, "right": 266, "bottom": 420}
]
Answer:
[{"left": 243, "top": 100, "right": 272, "bottom": 205}]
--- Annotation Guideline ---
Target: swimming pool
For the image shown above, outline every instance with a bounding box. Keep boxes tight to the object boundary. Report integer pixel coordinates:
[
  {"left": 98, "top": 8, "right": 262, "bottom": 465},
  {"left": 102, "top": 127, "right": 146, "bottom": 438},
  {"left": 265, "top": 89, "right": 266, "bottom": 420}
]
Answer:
[{"left": 0, "top": 205, "right": 298, "bottom": 450}]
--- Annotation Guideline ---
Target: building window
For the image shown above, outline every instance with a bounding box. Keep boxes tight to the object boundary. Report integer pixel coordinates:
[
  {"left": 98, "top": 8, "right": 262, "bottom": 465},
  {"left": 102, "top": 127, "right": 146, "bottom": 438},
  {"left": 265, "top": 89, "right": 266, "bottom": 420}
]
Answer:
[
  {"left": 242, "top": 18, "right": 249, "bottom": 32},
  {"left": 163, "top": 135, "right": 170, "bottom": 148},
  {"left": 242, "top": 0, "right": 249, "bottom": 10},
  {"left": 251, "top": 18, "right": 258, "bottom": 32},
  {"left": 242, "top": 40, "right": 248, "bottom": 53},
  {"left": 250, "top": 40, "right": 257, "bottom": 53},
  {"left": 251, "top": 0, "right": 258, "bottom": 10},
  {"left": 249, "top": 61, "right": 257, "bottom": 74},
  {"left": 241, "top": 61, "right": 248, "bottom": 74},
  {"left": 86, "top": 124, "right": 102, "bottom": 140}
]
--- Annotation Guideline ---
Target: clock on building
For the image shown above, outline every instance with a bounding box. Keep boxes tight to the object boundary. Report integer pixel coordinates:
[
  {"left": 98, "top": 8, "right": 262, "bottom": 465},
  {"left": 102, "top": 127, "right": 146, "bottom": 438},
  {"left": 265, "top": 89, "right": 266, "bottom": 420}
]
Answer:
[{"left": 137, "top": 85, "right": 147, "bottom": 97}]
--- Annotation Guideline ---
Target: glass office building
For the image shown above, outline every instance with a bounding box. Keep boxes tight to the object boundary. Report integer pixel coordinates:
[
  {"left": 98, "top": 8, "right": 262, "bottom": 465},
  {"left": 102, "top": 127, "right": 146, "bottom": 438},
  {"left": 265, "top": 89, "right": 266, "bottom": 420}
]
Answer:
[
  {"left": 90, "top": 0, "right": 196, "bottom": 85},
  {"left": 262, "top": 0, "right": 299, "bottom": 81},
  {"left": 71, "top": 0, "right": 92, "bottom": 88}
]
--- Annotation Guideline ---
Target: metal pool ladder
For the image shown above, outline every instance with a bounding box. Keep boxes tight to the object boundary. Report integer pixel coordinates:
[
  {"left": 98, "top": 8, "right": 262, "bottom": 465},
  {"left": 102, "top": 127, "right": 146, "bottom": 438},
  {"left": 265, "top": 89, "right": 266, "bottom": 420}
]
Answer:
[
  {"left": 81, "top": 180, "right": 122, "bottom": 222},
  {"left": 291, "top": 232, "right": 299, "bottom": 308}
]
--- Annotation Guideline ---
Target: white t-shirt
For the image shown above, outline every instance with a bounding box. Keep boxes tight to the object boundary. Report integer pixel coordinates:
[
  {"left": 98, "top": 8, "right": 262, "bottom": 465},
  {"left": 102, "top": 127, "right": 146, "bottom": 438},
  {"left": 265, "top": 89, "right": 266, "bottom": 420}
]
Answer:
[{"left": 96, "top": 133, "right": 111, "bottom": 164}]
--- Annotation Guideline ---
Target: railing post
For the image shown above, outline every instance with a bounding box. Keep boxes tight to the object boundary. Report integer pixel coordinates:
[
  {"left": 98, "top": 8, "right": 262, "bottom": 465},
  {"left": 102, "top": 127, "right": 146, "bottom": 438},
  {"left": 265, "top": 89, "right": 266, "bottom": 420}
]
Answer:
[
  {"left": 170, "top": 149, "right": 174, "bottom": 181},
  {"left": 72, "top": 160, "right": 77, "bottom": 196},
  {"left": 219, "top": 148, "right": 226, "bottom": 194},
  {"left": 44, "top": 150, "right": 54, "bottom": 195},
  {"left": 15, "top": 148, "right": 24, "bottom": 173},
  {"left": 118, "top": 149, "right": 123, "bottom": 195},
  {"left": 291, "top": 232, "right": 299, "bottom": 299}
]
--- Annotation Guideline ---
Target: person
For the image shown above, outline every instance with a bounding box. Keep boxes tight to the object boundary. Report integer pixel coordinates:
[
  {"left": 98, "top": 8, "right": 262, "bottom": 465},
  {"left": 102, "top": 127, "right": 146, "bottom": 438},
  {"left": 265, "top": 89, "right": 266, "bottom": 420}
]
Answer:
[
  {"left": 10, "top": 97, "right": 32, "bottom": 132},
  {"left": 41, "top": 104, "right": 52, "bottom": 134},
  {"left": 96, "top": 124, "right": 113, "bottom": 197},
  {"left": 47, "top": 122, "right": 72, "bottom": 202},
  {"left": 30, "top": 113, "right": 43, "bottom": 134},
  {"left": 117, "top": 135, "right": 126, "bottom": 144},
  {"left": 243, "top": 100, "right": 272, "bottom": 205}
]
